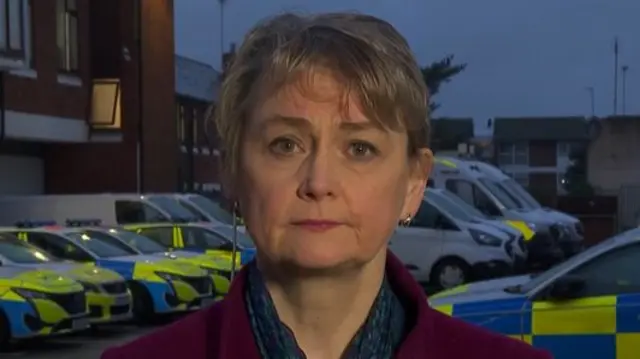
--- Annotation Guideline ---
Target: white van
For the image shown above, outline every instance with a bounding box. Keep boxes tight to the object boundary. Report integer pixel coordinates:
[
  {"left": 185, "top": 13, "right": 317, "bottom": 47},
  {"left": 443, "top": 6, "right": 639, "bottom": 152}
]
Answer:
[
  {"left": 390, "top": 193, "right": 516, "bottom": 290},
  {"left": 429, "top": 157, "right": 578, "bottom": 267},
  {"left": 0, "top": 194, "right": 200, "bottom": 226},
  {"left": 162, "top": 194, "right": 235, "bottom": 225},
  {"left": 426, "top": 188, "right": 529, "bottom": 262},
  {"left": 466, "top": 159, "right": 584, "bottom": 249}
]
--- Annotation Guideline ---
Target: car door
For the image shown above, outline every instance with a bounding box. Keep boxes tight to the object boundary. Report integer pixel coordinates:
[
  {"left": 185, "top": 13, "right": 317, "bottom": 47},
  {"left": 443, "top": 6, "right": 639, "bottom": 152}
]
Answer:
[
  {"left": 524, "top": 242, "right": 640, "bottom": 359},
  {"left": 389, "top": 201, "right": 450, "bottom": 283}
]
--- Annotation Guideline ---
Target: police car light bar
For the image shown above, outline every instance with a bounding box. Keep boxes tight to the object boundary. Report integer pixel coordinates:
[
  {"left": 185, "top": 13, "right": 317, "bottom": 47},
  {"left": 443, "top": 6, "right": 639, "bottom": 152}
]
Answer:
[
  {"left": 65, "top": 218, "right": 103, "bottom": 227},
  {"left": 15, "top": 220, "right": 58, "bottom": 228}
]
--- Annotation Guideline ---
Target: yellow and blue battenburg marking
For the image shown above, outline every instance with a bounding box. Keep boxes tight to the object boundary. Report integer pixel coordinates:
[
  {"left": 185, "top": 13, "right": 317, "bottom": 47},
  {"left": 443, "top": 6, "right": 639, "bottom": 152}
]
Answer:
[
  {"left": 94, "top": 259, "right": 177, "bottom": 313},
  {"left": 435, "top": 294, "right": 640, "bottom": 359}
]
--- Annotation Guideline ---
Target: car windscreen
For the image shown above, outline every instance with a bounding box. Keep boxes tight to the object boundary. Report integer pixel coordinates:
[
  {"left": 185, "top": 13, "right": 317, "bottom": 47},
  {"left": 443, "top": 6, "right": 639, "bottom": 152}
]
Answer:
[
  {"left": 65, "top": 231, "right": 137, "bottom": 258},
  {"left": 99, "top": 229, "right": 166, "bottom": 255},
  {"left": 500, "top": 179, "right": 541, "bottom": 209},
  {"left": 186, "top": 195, "right": 235, "bottom": 225},
  {"left": 208, "top": 226, "right": 254, "bottom": 248},
  {"left": 437, "top": 190, "right": 488, "bottom": 219},
  {"left": 0, "top": 234, "right": 55, "bottom": 263},
  {"left": 147, "top": 196, "right": 199, "bottom": 221},
  {"left": 519, "top": 231, "right": 635, "bottom": 293},
  {"left": 427, "top": 192, "right": 475, "bottom": 222},
  {"left": 478, "top": 178, "right": 521, "bottom": 210}
]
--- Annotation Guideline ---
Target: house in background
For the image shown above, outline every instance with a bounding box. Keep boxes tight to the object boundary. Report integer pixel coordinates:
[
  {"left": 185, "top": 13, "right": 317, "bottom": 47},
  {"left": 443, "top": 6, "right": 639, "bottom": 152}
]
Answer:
[
  {"left": 0, "top": 0, "right": 178, "bottom": 194},
  {"left": 174, "top": 55, "right": 221, "bottom": 193},
  {"left": 431, "top": 118, "right": 474, "bottom": 156},
  {"left": 587, "top": 115, "right": 640, "bottom": 194},
  {"left": 492, "top": 116, "right": 591, "bottom": 196}
]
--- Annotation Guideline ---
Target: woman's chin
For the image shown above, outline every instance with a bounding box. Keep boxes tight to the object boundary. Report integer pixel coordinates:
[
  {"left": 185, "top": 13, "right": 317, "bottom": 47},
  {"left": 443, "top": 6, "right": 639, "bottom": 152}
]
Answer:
[{"left": 279, "top": 246, "right": 365, "bottom": 272}]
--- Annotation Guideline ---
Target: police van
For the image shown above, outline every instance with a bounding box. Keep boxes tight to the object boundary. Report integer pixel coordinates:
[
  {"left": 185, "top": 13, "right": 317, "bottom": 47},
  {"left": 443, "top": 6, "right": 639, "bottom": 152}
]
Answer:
[
  {"left": 391, "top": 191, "right": 519, "bottom": 290},
  {"left": 429, "top": 157, "right": 583, "bottom": 268},
  {"left": 0, "top": 194, "right": 200, "bottom": 226}
]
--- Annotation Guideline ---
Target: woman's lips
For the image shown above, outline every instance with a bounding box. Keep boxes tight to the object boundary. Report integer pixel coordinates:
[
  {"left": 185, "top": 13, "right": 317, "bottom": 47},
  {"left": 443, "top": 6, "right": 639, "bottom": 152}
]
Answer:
[{"left": 291, "top": 220, "right": 342, "bottom": 232}]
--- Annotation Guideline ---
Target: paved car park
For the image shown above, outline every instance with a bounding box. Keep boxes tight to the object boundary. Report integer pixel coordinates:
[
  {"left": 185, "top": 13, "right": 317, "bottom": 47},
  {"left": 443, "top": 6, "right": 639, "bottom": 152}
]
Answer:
[{"left": 3, "top": 323, "right": 162, "bottom": 358}]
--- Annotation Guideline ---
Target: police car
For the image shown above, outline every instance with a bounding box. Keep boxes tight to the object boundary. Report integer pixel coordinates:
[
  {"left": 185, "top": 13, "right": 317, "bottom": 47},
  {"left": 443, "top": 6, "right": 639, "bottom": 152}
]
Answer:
[{"left": 429, "top": 228, "right": 640, "bottom": 359}]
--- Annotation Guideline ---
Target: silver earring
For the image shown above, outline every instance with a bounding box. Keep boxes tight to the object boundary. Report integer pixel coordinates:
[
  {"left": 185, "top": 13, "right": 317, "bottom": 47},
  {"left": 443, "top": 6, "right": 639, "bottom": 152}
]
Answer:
[{"left": 399, "top": 214, "right": 413, "bottom": 227}]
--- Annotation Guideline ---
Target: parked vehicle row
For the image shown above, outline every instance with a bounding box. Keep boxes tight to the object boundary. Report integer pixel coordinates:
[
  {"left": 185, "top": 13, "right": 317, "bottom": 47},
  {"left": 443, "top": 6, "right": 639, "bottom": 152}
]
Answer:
[
  {"left": 0, "top": 208, "right": 256, "bottom": 348},
  {"left": 0, "top": 158, "right": 584, "bottom": 308},
  {"left": 387, "top": 157, "right": 585, "bottom": 290}
]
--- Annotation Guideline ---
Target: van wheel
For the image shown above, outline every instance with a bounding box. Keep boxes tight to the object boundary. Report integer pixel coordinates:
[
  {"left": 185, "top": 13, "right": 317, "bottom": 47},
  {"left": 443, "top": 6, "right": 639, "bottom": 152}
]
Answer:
[
  {"left": 0, "top": 309, "right": 10, "bottom": 352},
  {"left": 129, "top": 282, "right": 155, "bottom": 324},
  {"left": 431, "top": 258, "right": 471, "bottom": 290}
]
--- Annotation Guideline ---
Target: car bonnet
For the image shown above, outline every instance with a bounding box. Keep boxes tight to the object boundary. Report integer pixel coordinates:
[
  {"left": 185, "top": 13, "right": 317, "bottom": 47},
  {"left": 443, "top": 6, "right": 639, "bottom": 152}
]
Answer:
[
  {"left": 18, "top": 262, "right": 124, "bottom": 283},
  {"left": 429, "top": 274, "right": 532, "bottom": 306},
  {"left": 0, "top": 266, "right": 82, "bottom": 291}
]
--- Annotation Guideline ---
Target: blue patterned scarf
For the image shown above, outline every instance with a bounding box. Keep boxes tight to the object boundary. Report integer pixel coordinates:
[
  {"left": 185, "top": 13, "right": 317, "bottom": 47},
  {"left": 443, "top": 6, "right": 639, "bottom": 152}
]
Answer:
[{"left": 245, "top": 262, "right": 407, "bottom": 358}]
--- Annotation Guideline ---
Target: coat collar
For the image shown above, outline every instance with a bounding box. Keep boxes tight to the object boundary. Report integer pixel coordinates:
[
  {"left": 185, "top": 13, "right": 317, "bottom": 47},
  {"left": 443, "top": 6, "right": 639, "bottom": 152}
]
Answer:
[{"left": 215, "top": 251, "right": 434, "bottom": 358}]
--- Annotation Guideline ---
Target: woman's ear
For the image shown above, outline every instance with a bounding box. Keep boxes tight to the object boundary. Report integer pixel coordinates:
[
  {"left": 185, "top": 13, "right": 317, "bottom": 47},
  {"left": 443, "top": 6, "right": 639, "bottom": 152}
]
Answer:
[{"left": 403, "top": 148, "right": 433, "bottom": 216}]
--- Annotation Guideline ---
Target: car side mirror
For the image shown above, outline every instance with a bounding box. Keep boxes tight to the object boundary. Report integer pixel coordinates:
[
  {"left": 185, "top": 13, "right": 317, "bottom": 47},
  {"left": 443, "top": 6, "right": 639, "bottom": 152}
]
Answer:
[{"left": 548, "top": 275, "right": 586, "bottom": 301}]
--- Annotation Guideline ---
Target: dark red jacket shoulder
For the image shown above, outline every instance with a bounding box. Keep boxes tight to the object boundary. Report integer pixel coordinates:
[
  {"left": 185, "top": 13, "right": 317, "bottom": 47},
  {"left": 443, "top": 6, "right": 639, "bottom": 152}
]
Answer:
[{"left": 101, "top": 253, "right": 551, "bottom": 359}]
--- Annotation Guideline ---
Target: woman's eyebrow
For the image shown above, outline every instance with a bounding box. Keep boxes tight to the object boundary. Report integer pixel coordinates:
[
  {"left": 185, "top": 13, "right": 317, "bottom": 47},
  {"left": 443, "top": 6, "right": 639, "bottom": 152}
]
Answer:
[{"left": 259, "top": 115, "right": 312, "bottom": 131}]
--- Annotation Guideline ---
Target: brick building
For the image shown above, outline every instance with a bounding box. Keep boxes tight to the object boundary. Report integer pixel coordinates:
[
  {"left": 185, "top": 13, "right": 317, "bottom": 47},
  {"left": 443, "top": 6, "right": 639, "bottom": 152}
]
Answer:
[
  {"left": 0, "top": 0, "right": 177, "bottom": 194},
  {"left": 174, "top": 55, "right": 220, "bottom": 193},
  {"left": 492, "top": 116, "right": 591, "bottom": 196}
]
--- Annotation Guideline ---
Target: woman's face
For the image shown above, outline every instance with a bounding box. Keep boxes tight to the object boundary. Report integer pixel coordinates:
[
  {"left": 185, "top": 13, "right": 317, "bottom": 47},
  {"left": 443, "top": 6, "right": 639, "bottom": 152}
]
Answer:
[{"left": 238, "top": 69, "right": 431, "bottom": 272}]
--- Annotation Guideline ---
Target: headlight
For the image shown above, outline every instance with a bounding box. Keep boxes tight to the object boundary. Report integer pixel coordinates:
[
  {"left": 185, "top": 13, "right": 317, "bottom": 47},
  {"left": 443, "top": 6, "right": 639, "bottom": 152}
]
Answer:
[
  {"left": 13, "top": 288, "right": 49, "bottom": 300},
  {"left": 78, "top": 281, "right": 101, "bottom": 293},
  {"left": 468, "top": 229, "right": 502, "bottom": 247},
  {"left": 526, "top": 222, "right": 537, "bottom": 230},
  {"left": 155, "top": 271, "right": 183, "bottom": 282}
]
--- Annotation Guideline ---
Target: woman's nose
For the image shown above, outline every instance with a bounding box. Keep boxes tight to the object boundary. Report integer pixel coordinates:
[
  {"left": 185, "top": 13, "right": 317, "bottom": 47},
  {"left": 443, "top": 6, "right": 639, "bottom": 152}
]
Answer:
[{"left": 296, "top": 150, "right": 336, "bottom": 201}]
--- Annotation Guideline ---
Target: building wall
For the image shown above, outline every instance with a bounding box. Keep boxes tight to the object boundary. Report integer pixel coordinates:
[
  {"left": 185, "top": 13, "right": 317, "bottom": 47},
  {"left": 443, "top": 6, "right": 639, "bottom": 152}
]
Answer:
[
  {"left": 176, "top": 96, "right": 220, "bottom": 191},
  {"left": 495, "top": 139, "right": 571, "bottom": 195},
  {"left": 45, "top": 0, "right": 178, "bottom": 193},
  {"left": 4, "top": 0, "right": 90, "bottom": 132},
  {"left": 587, "top": 119, "right": 640, "bottom": 194}
]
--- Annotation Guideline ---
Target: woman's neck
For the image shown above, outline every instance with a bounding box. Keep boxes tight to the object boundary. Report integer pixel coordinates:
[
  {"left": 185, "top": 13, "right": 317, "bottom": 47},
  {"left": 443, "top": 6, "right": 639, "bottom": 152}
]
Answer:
[{"left": 260, "top": 251, "right": 387, "bottom": 358}]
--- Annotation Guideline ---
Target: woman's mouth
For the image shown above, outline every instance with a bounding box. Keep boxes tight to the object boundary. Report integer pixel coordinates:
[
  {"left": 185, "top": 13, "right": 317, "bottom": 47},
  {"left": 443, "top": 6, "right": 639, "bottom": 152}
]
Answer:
[{"left": 291, "top": 220, "right": 343, "bottom": 232}]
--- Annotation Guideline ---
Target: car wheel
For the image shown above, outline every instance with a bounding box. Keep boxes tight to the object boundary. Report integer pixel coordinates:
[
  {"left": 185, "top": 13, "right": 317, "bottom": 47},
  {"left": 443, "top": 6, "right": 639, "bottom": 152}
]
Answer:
[
  {"left": 0, "top": 309, "right": 10, "bottom": 352},
  {"left": 431, "top": 257, "right": 471, "bottom": 290},
  {"left": 129, "top": 282, "right": 155, "bottom": 324}
]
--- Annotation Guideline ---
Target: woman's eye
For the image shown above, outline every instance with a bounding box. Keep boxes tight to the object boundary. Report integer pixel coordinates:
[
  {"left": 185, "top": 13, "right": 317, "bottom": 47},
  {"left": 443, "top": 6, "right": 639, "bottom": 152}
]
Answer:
[
  {"left": 269, "top": 138, "right": 301, "bottom": 155},
  {"left": 347, "top": 141, "right": 377, "bottom": 158}
]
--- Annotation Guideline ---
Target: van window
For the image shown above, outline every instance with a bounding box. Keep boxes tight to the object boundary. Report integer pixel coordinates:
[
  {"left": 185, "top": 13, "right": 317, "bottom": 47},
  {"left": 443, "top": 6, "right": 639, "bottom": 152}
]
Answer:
[
  {"left": 115, "top": 200, "right": 167, "bottom": 224},
  {"left": 175, "top": 200, "right": 209, "bottom": 221},
  {"left": 26, "top": 232, "right": 93, "bottom": 262},
  {"left": 182, "top": 227, "right": 230, "bottom": 250},
  {"left": 137, "top": 227, "right": 174, "bottom": 247},
  {"left": 411, "top": 202, "right": 437, "bottom": 228},
  {"left": 446, "top": 179, "right": 502, "bottom": 217}
]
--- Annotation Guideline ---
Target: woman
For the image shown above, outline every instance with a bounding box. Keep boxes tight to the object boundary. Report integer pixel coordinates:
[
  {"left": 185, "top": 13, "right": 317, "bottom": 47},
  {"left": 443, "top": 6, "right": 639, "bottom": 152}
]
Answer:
[{"left": 102, "top": 12, "right": 550, "bottom": 359}]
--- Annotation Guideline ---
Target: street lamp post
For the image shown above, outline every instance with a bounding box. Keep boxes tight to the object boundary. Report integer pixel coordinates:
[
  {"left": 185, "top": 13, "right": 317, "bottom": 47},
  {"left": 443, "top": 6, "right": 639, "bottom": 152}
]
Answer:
[
  {"left": 218, "top": 0, "right": 226, "bottom": 69},
  {"left": 586, "top": 86, "right": 595, "bottom": 118},
  {"left": 621, "top": 65, "right": 629, "bottom": 115}
]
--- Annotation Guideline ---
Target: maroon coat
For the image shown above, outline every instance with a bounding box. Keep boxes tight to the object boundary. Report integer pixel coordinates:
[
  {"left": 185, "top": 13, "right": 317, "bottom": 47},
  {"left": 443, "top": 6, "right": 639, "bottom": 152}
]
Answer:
[{"left": 102, "top": 253, "right": 551, "bottom": 359}]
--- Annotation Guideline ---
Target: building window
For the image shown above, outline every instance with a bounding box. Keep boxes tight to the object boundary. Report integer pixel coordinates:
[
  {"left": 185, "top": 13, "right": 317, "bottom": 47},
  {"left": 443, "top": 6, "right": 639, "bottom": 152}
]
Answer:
[
  {"left": 192, "top": 108, "right": 199, "bottom": 146},
  {"left": 56, "top": 0, "right": 78, "bottom": 72},
  {"left": 498, "top": 142, "right": 528, "bottom": 165},
  {"left": 557, "top": 141, "right": 581, "bottom": 158},
  {"left": 177, "top": 104, "right": 185, "bottom": 143},
  {"left": 0, "top": 0, "right": 25, "bottom": 59},
  {"left": 507, "top": 172, "right": 529, "bottom": 188}
]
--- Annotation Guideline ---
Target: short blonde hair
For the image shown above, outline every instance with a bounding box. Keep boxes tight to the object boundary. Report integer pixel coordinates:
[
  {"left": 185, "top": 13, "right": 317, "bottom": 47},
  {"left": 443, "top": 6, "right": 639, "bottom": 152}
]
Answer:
[{"left": 213, "top": 12, "right": 430, "bottom": 183}]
